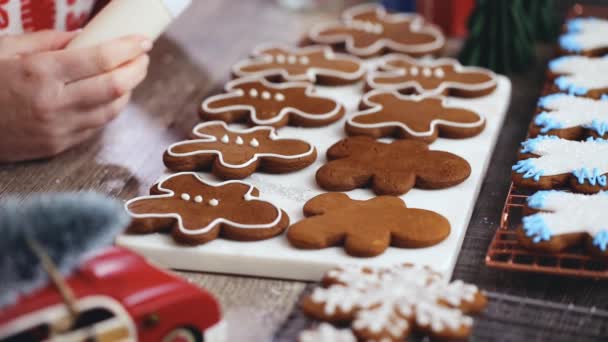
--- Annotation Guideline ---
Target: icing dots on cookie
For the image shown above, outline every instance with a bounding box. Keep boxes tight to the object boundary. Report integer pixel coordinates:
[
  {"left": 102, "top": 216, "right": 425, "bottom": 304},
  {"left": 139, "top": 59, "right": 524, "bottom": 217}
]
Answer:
[
  {"left": 560, "top": 17, "right": 608, "bottom": 54},
  {"left": 534, "top": 93, "right": 608, "bottom": 136},
  {"left": 549, "top": 56, "right": 608, "bottom": 96},
  {"left": 165, "top": 121, "right": 316, "bottom": 178}
]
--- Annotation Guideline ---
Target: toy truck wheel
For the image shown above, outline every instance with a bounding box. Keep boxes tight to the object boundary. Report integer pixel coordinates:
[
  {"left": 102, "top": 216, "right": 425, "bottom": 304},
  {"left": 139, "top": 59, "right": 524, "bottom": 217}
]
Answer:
[{"left": 161, "top": 327, "right": 201, "bottom": 342}]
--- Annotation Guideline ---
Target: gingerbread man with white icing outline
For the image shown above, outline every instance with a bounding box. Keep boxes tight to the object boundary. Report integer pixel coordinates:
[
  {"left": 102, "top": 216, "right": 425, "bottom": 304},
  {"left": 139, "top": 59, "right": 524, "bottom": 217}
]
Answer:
[
  {"left": 346, "top": 89, "right": 486, "bottom": 143},
  {"left": 367, "top": 54, "right": 497, "bottom": 97},
  {"left": 307, "top": 3, "right": 445, "bottom": 58},
  {"left": 232, "top": 43, "right": 365, "bottom": 86},
  {"left": 201, "top": 76, "right": 345, "bottom": 128},
  {"left": 520, "top": 190, "right": 608, "bottom": 257},
  {"left": 125, "top": 172, "right": 289, "bottom": 245},
  {"left": 164, "top": 121, "right": 317, "bottom": 179}
]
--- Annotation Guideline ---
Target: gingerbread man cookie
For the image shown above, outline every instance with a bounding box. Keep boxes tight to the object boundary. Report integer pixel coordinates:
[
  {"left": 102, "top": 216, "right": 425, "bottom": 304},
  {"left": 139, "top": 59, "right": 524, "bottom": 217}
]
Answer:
[
  {"left": 548, "top": 55, "right": 608, "bottom": 98},
  {"left": 560, "top": 17, "right": 608, "bottom": 56},
  {"left": 519, "top": 190, "right": 608, "bottom": 257},
  {"left": 346, "top": 90, "right": 485, "bottom": 143},
  {"left": 301, "top": 264, "right": 487, "bottom": 341},
  {"left": 531, "top": 93, "right": 608, "bottom": 139},
  {"left": 307, "top": 3, "right": 445, "bottom": 58},
  {"left": 316, "top": 136, "right": 471, "bottom": 195},
  {"left": 287, "top": 193, "right": 450, "bottom": 257},
  {"left": 512, "top": 136, "right": 608, "bottom": 193},
  {"left": 201, "top": 76, "right": 345, "bottom": 128},
  {"left": 125, "top": 172, "right": 289, "bottom": 245},
  {"left": 232, "top": 44, "right": 365, "bottom": 86},
  {"left": 164, "top": 121, "right": 316, "bottom": 179},
  {"left": 367, "top": 54, "right": 497, "bottom": 97}
]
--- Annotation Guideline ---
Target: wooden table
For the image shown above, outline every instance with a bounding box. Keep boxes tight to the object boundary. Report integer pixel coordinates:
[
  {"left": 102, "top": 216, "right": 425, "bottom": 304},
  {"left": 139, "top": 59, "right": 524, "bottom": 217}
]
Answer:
[{"left": 1, "top": 1, "right": 607, "bottom": 341}]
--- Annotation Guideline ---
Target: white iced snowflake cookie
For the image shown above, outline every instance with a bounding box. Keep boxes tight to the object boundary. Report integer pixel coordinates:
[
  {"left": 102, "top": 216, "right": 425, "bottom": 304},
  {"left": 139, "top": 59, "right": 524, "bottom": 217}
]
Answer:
[
  {"left": 531, "top": 93, "right": 608, "bottom": 139},
  {"left": 301, "top": 264, "right": 486, "bottom": 341},
  {"left": 512, "top": 136, "right": 608, "bottom": 193},
  {"left": 548, "top": 55, "right": 608, "bottom": 98},
  {"left": 560, "top": 17, "right": 608, "bottom": 55},
  {"left": 521, "top": 190, "right": 608, "bottom": 256}
]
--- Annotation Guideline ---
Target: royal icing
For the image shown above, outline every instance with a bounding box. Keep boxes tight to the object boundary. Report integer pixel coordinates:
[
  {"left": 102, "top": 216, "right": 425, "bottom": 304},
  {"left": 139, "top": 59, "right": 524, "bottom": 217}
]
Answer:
[
  {"left": 367, "top": 54, "right": 497, "bottom": 96},
  {"left": 125, "top": 172, "right": 284, "bottom": 235},
  {"left": 534, "top": 93, "right": 608, "bottom": 135},
  {"left": 309, "top": 264, "right": 479, "bottom": 336},
  {"left": 560, "top": 17, "right": 608, "bottom": 53},
  {"left": 231, "top": 44, "right": 365, "bottom": 84},
  {"left": 347, "top": 89, "right": 486, "bottom": 138},
  {"left": 201, "top": 76, "right": 343, "bottom": 127},
  {"left": 524, "top": 190, "right": 608, "bottom": 251},
  {"left": 166, "top": 121, "right": 315, "bottom": 169},
  {"left": 549, "top": 56, "right": 608, "bottom": 95},
  {"left": 308, "top": 3, "right": 445, "bottom": 57},
  {"left": 298, "top": 323, "right": 356, "bottom": 342},
  {"left": 512, "top": 136, "right": 608, "bottom": 186}
]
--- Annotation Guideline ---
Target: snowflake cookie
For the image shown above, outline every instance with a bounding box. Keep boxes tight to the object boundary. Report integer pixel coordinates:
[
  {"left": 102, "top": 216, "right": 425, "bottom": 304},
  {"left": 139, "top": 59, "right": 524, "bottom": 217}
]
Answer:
[
  {"left": 512, "top": 136, "right": 608, "bottom": 193},
  {"left": 560, "top": 17, "right": 608, "bottom": 56},
  {"left": 301, "top": 264, "right": 487, "bottom": 341},
  {"left": 200, "top": 76, "right": 344, "bottom": 128},
  {"left": 307, "top": 3, "right": 445, "bottom": 58},
  {"left": 164, "top": 121, "right": 316, "bottom": 179},
  {"left": 125, "top": 172, "right": 289, "bottom": 245},
  {"left": 346, "top": 89, "right": 485, "bottom": 143},
  {"left": 548, "top": 55, "right": 608, "bottom": 98},
  {"left": 530, "top": 93, "right": 608, "bottom": 139},
  {"left": 232, "top": 44, "right": 365, "bottom": 85},
  {"left": 367, "top": 54, "right": 497, "bottom": 97},
  {"left": 287, "top": 192, "right": 450, "bottom": 257},
  {"left": 520, "top": 190, "right": 608, "bottom": 256}
]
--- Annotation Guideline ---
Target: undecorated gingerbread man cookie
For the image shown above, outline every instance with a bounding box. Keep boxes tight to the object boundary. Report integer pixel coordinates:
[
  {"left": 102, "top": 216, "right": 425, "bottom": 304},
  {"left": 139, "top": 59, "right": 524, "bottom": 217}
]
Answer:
[
  {"left": 346, "top": 90, "right": 485, "bottom": 143},
  {"left": 316, "top": 136, "right": 471, "bottom": 195},
  {"left": 531, "top": 93, "right": 608, "bottom": 139},
  {"left": 201, "top": 76, "right": 344, "bottom": 128},
  {"left": 307, "top": 3, "right": 445, "bottom": 58},
  {"left": 520, "top": 190, "right": 608, "bottom": 257},
  {"left": 301, "top": 264, "right": 487, "bottom": 341},
  {"left": 287, "top": 193, "right": 450, "bottom": 257},
  {"left": 232, "top": 44, "right": 365, "bottom": 85},
  {"left": 164, "top": 121, "right": 316, "bottom": 179},
  {"left": 367, "top": 54, "right": 497, "bottom": 97},
  {"left": 548, "top": 55, "right": 608, "bottom": 98},
  {"left": 125, "top": 172, "right": 289, "bottom": 245},
  {"left": 512, "top": 136, "right": 608, "bottom": 193},
  {"left": 560, "top": 17, "right": 608, "bottom": 56}
]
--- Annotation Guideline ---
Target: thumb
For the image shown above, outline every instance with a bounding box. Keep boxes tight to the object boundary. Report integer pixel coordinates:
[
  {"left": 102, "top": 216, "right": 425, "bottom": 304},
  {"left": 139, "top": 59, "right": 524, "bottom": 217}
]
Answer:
[{"left": 0, "top": 30, "right": 79, "bottom": 57}]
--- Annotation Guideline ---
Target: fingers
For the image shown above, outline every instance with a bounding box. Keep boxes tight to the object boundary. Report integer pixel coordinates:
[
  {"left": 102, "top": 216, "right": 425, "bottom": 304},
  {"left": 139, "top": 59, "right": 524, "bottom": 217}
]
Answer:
[
  {"left": 62, "top": 54, "right": 149, "bottom": 108},
  {"left": 57, "top": 35, "right": 152, "bottom": 82},
  {"left": 0, "top": 30, "right": 78, "bottom": 57},
  {"left": 70, "top": 93, "right": 131, "bottom": 132}
]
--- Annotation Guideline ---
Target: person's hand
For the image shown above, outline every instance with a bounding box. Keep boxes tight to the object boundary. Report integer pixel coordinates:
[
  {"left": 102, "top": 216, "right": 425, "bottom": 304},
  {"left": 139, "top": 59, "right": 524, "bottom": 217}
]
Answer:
[{"left": 0, "top": 30, "right": 151, "bottom": 162}]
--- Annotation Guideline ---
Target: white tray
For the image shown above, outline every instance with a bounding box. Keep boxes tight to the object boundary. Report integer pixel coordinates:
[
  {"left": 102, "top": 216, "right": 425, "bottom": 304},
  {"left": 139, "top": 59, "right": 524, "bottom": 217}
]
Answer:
[{"left": 117, "top": 75, "right": 511, "bottom": 281}]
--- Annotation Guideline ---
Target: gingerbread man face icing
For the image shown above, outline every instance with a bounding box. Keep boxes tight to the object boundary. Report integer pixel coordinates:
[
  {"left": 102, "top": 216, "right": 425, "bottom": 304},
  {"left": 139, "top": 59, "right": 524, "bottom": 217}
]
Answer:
[
  {"left": 531, "top": 93, "right": 608, "bottom": 139},
  {"left": 512, "top": 136, "right": 608, "bottom": 193},
  {"left": 548, "top": 56, "right": 608, "bottom": 98},
  {"left": 308, "top": 4, "right": 445, "bottom": 58},
  {"left": 346, "top": 90, "right": 485, "bottom": 143},
  {"left": 560, "top": 17, "right": 608, "bottom": 56},
  {"left": 125, "top": 172, "right": 289, "bottom": 245},
  {"left": 519, "top": 190, "right": 608, "bottom": 257},
  {"left": 367, "top": 54, "right": 497, "bottom": 97},
  {"left": 287, "top": 193, "right": 450, "bottom": 257},
  {"left": 164, "top": 121, "right": 317, "bottom": 179},
  {"left": 301, "top": 264, "right": 487, "bottom": 341},
  {"left": 232, "top": 44, "right": 365, "bottom": 86},
  {"left": 200, "top": 76, "right": 345, "bottom": 128},
  {"left": 316, "top": 136, "right": 471, "bottom": 195}
]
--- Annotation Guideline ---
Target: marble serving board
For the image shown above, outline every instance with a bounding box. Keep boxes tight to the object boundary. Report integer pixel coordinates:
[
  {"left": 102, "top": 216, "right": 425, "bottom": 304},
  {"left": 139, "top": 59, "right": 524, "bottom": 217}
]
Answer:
[{"left": 117, "top": 75, "right": 512, "bottom": 281}]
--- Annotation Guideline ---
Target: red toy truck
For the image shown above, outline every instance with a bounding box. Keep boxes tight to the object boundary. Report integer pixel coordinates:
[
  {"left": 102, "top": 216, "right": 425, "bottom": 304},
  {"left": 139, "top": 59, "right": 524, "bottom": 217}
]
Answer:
[{"left": 0, "top": 247, "right": 224, "bottom": 342}]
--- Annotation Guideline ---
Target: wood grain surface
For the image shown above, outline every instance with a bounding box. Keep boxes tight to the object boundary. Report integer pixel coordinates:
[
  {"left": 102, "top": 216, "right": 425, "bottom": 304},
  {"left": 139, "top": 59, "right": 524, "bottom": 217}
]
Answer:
[{"left": 2, "top": 1, "right": 607, "bottom": 341}]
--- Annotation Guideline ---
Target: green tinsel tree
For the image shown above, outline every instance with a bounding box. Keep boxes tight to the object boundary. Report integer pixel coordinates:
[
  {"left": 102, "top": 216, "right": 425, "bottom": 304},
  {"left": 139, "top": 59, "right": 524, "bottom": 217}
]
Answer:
[
  {"left": 524, "top": 0, "right": 560, "bottom": 42},
  {"left": 459, "top": 0, "right": 535, "bottom": 74}
]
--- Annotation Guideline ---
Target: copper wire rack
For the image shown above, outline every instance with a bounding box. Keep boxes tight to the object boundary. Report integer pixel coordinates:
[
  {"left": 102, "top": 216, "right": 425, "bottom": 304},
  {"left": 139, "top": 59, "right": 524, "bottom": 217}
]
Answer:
[{"left": 485, "top": 183, "right": 608, "bottom": 279}]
